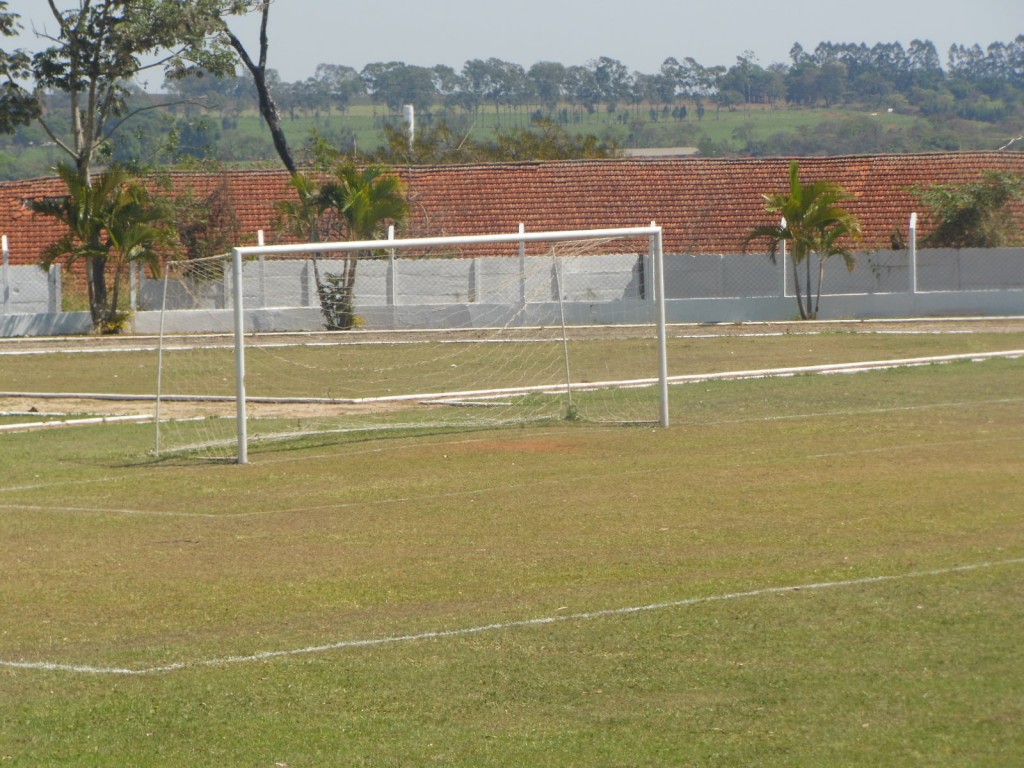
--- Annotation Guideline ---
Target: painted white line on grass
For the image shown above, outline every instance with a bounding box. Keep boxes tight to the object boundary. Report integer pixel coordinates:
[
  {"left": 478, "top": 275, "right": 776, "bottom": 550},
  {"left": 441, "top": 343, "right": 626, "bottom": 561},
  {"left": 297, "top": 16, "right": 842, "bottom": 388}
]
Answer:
[
  {"left": 667, "top": 349, "right": 1024, "bottom": 387},
  {"left": 0, "top": 414, "right": 152, "bottom": 433},
  {"left": 0, "top": 503, "right": 226, "bottom": 519},
  {"left": 3, "top": 557, "right": 1021, "bottom": 677}
]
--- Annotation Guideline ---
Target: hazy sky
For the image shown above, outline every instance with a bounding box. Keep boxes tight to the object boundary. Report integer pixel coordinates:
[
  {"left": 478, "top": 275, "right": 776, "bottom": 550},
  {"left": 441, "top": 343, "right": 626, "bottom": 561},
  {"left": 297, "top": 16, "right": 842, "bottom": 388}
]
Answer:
[{"left": 4, "top": 0, "right": 1022, "bottom": 82}]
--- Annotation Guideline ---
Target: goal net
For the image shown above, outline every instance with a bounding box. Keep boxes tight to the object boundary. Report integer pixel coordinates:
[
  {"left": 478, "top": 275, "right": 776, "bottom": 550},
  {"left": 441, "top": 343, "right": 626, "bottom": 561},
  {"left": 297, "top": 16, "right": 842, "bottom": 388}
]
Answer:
[{"left": 153, "top": 226, "right": 669, "bottom": 462}]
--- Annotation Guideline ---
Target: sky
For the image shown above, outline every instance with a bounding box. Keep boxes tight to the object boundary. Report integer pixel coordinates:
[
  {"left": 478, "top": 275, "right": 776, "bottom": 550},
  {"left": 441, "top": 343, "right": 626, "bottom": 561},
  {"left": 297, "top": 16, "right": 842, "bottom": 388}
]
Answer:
[{"left": 3, "top": 0, "right": 1022, "bottom": 83}]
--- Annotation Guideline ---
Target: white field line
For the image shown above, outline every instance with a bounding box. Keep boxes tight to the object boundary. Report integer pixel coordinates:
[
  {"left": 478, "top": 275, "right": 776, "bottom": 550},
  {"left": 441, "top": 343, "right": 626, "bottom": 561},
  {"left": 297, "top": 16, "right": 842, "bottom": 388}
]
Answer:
[
  {"left": 666, "top": 349, "right": 1024, "bottom": 386},
  {"left": 1, "top": 349, "right": 1022, "bottom": 407},
  {"left": 0, "top": 503, "right": 225, "bottom": 519},
  {"left": 1, "top": 316, "right": 1022, "bottom": 357},
  {"left": 2, "top": 557, "right": 1021, "bottom": 677},
  {"left": 0, "top": 414, "right": 151, "bottom": 433}
]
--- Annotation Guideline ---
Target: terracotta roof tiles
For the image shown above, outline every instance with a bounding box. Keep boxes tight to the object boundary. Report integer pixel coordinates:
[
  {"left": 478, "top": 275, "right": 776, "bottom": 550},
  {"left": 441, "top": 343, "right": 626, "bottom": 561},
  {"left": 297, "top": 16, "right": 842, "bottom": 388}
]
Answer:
[{"left": 2, "top": 152, "right": 1023, "bottom": 266}]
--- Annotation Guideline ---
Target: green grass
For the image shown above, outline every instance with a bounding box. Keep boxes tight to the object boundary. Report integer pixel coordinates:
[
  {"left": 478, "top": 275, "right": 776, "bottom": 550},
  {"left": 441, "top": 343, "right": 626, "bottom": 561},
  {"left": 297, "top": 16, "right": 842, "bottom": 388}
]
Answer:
[
  {"left": 228, "top": 103, "right": 923, "bottom": 155},
  {"left": 3, "top": 326, "right": 1022, "bottom": 398},
  {"left": 1, "top": 328, "right": 1023, "bottom": 765}
]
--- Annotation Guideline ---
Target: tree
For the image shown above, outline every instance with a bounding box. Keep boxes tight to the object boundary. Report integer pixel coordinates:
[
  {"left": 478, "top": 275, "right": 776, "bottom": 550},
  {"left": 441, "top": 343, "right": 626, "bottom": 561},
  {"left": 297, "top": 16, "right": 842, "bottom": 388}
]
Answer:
[
  {"left": 278, "top": 162, "right": 408, "bottom": 330},
  {"left": 914, "top": 171, "right": 1024, "bottom": 247},
  {"left": 369, "top": 118, "right": 618, "bottom": 165},
  {"left": 0, "top": 1, "right": 39, "bottom": 133},
  {"left": 30, "top": 163, "right": 174, "bottom": 331},
  {"left": 0, "top": 1, "right": 241, "bottom": 181},
  {"left": 746, "top": 161, "right": 862, "bottom": 320},
  {"left": 528, "top": 61, "right": 567, "bottom": 111},
  {"left": 312, "top": 63, "right": 364, "bottom": 113},
  {"left": 592, "top": 56, "right": 632, "bottom": 108},
  {"left": 1, "top": 1, "right": 246, "bottom": 326},
  {"left": 205, "top": 1, "right": 298, "bottom": 174}
]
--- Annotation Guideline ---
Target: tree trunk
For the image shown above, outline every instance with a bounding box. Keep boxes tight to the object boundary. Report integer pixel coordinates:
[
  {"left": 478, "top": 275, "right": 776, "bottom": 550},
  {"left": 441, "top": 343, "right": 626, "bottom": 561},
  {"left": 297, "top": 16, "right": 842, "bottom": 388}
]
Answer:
[
  {"left": 813, "top": 254, "right": 826, "bottom": 319},
  {"left": 791, "top": 257, "right": 808, "bottom": 320},
  {"left": 89, "top": 255, "right": 108, "bottom": 328},
  {"left": 222, "top": 5, "right": 298, "bottom": 176}
]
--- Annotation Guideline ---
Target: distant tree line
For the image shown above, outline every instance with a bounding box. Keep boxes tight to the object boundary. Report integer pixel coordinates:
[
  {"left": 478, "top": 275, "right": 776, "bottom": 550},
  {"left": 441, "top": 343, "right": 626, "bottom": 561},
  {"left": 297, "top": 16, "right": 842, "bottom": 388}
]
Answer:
[{"left": 151, "top": 38, "right": 1024, "bottom": 123}]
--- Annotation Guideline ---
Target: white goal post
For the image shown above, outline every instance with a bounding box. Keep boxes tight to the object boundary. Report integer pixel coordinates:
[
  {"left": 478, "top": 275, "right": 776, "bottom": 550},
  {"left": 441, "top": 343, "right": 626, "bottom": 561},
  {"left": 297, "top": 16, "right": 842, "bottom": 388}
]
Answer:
[{"left": 156, "top": 224, "right": 669, "bottom": 464}]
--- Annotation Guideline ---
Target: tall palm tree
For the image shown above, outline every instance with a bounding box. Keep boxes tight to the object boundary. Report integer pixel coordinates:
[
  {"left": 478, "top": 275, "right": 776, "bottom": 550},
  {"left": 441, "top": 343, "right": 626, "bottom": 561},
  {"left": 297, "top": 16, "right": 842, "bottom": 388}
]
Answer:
[
  {"left": 32, "top": 163, "right": 173, "bottom": 332},
  {"left": 277, "top": 163, "right": 408, "bottom": 330},
  {"left": 101, "top": 181, "right": 175, "bottom": 329},
  {"left": 746, "top": 161, "right": 862, "bottom": 319},
  {"left": 317, "top": 164, "right": 408, "bottom": 330}
]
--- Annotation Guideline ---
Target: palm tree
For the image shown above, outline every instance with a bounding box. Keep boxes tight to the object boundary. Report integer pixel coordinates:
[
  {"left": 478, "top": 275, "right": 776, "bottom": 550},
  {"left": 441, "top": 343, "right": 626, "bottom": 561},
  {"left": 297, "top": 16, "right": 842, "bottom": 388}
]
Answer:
[
  {"left": 32, "top": 163, "right": 119, "bottom": 328},
  {"left": 319, "top": 163, "right": 408, "bottom": 329},
  {"left": 746, "top": 161, "right": 862, "bottom": 320},
  {"left": 32, "top": 163, "right": 173, "bottom": 332},
  {"left": 101, "top": 181, "right": 175, "bottom": 330},
  {"left": 278, "top": 163, "right": 408, "bottom": 330}
]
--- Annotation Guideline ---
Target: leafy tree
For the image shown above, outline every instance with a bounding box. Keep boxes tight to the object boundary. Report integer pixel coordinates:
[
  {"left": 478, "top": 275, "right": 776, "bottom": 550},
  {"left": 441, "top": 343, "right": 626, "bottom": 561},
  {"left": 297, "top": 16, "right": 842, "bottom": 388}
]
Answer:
[
  {"left": 278, "top": 163, "right": 408, "bottom": 330},
  {"left": 746, "top": 161, "right": 862, "bottom": 319},
  {"left": 0, "top": 1, "right": 39, "bottom": 133},
  {"left": 30, "top": 163, "right": 174, "bottom": 331},
  {"left": 312, "top": 63, "right": 364, "bottom": 113},
  {"left": 370, "top": 117, "right": 618, "bottom": 165},
  {"left": 172, "top": 179, "right": 242, "bottom": 262},
  {"left": 484, "top": 118, "right": 619, "bottom": 161},
  {"left": 0, "top": 1, "right": 240, "bottom": 182},
  {"left": 592, "top": 56, "right": 632, "bottom": 108},
  {"left": 914, "top": 171, "right": 1024, "bottom": 247},
  {"left": 528, "top": 61, "right": 567, "bottom": 111},
  {"left": 0, "top": 0, "right": 248, "bottom": 325},
  {"left": 367, "top": 62, "right": 437, "bottom": 113}
]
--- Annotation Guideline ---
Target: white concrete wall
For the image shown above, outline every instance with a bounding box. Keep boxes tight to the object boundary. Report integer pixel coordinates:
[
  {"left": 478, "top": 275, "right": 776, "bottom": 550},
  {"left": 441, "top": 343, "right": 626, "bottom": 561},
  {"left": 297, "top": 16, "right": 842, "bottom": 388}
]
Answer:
[{"left": 3, "top": 248, "right": 1022, "bottom": 336}]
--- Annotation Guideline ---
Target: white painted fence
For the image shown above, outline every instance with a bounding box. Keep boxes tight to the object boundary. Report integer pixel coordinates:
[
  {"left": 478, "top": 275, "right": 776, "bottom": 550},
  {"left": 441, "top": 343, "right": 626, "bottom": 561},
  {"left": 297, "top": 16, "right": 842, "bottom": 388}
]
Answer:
[{"left": 2, "top": 248, "right": 1022, "bottom": 336}]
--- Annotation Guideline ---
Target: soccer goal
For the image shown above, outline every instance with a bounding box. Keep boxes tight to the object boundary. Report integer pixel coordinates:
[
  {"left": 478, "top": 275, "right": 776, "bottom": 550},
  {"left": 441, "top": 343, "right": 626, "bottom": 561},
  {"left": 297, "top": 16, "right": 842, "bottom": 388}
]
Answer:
[{"left": 153, "top": 225, "right": 669, "bottom": 463}]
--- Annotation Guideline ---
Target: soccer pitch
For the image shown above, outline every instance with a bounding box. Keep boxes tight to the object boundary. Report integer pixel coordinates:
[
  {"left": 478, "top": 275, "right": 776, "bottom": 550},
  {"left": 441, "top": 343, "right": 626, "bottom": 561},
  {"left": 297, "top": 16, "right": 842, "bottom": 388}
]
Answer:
[{"left": 1, "top": 320, "right": 1023, "bottom": 766}]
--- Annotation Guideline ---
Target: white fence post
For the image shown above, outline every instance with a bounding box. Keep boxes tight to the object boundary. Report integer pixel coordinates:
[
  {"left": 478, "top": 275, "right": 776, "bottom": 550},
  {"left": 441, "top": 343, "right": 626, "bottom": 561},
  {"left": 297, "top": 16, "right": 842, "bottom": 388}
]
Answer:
[
  {"left": 909, "top": 213, "right": 918, "bottom": 294},
  {"left": 387, "top": 224, "right": 397, "bottom": 306},
  {"left": 130, "top": 259, "right": 138, "bottom": 312},
  {"left": 780, "top": 217, "right": 788, "bottom": 298},
  {"left": 257, "top": 229, "right": 267, "bottom": 308},
  {"left": 2, "top": 235, "right": 9, "bottom": 315},
  {"left": 48, "top": 264, "right": 61, "bottom": 313},
  {"left": 518, "top": 223, "right": 527, "bottom": 325}
]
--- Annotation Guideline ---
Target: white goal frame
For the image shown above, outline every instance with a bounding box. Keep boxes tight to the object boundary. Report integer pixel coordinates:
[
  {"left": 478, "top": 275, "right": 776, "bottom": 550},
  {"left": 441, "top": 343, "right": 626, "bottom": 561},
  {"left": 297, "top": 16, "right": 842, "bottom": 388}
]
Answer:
[{"left": 228, "top": 225, "right": 669, "bottom": 464}]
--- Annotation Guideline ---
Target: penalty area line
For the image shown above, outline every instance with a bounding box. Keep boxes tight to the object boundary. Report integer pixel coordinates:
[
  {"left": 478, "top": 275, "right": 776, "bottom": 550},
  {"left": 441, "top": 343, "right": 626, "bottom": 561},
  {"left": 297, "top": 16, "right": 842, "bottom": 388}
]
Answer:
[{"left": 2, "top": 557, "right": 1022, "bottom": 676}]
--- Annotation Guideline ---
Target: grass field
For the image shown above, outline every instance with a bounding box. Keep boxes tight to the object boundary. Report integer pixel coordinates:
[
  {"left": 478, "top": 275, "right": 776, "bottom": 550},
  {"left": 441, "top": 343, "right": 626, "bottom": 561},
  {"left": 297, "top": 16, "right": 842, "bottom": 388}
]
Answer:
[
  {"left": 1, "top": 321, "right": 1023, "bottom": 766},
  {"left": 0, "top": 103, "right": 928, "bottom": 179}
]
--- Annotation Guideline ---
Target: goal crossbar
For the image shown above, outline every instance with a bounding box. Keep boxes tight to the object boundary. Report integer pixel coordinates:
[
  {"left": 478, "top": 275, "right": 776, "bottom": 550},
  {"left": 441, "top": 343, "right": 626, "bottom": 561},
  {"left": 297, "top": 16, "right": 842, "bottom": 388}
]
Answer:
[{"left": 229, "top": 225, "right": 669, "bottom": 464}]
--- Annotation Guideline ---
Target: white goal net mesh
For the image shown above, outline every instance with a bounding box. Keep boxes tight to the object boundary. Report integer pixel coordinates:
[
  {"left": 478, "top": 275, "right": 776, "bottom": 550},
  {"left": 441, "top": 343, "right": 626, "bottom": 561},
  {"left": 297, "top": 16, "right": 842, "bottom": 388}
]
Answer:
[{"left": 153, "top": 228, "right": 667, "bottom": 461}]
